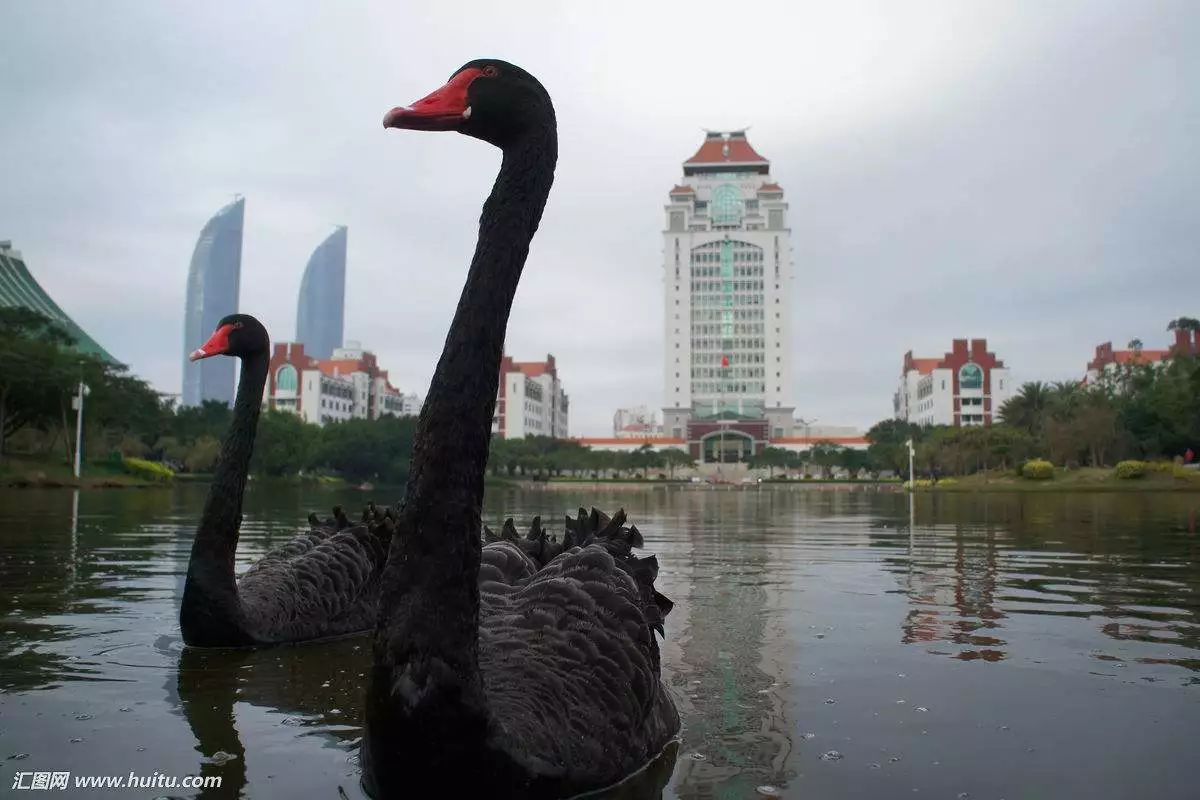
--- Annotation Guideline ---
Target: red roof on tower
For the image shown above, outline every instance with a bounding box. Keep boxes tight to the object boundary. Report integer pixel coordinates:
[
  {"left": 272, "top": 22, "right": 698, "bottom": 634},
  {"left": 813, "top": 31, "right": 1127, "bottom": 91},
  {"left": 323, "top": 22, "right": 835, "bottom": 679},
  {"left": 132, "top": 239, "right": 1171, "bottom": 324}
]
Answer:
[
  {"left": 685, "top": 131, "right": 768, "bottom": 165},
  {"left": 499, "top": 354, "right": 558, "bottom": 380},
  {"left": 669, "top": 185, "right": 695, "bottom": 194},
  {"left": 1113, "top": 349, "right": 1169, "bottom": 365},
  {"left": 759, "top": 182, "right": 783, "bottom": 192}
]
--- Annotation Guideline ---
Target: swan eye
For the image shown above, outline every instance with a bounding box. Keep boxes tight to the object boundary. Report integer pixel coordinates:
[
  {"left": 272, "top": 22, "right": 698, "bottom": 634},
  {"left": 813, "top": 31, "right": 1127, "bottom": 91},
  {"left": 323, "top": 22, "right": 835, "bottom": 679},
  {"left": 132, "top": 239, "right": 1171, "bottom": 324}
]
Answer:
[{"left": 481, "top": 65, "right": 499, "bottom": 77}]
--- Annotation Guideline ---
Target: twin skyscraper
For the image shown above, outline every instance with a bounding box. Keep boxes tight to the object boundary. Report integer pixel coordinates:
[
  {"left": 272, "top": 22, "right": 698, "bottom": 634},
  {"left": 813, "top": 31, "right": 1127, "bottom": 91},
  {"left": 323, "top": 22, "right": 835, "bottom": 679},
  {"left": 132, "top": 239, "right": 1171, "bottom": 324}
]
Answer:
[{"left": 181, "top": 197, "right": 347, "bottom": 406}]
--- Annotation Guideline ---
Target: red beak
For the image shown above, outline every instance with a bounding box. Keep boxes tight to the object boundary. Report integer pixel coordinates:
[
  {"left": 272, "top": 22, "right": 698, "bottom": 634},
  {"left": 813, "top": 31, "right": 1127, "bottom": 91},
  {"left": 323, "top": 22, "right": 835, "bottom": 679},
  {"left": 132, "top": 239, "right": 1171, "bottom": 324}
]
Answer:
[
  {"left": 383, "top": 68, "right": 483, "bottom": 131},
  {"left": 190, "top": 323, "right": 235, "bottom": 361}
]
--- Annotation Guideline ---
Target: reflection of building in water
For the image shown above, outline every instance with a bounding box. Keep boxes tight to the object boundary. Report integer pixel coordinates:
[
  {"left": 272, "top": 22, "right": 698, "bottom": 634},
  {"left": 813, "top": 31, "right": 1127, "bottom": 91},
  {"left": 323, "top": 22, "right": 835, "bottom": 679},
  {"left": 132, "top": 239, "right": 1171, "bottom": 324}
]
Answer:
[
  {"left": 667, "top": 490, "right": 795, "bottom": 798},
  {"left": 884, "top": 493, "right": 1200, "bottom": 681},
  {"left": 898, "top": 503, "right": 1007, "bottom": 662}
]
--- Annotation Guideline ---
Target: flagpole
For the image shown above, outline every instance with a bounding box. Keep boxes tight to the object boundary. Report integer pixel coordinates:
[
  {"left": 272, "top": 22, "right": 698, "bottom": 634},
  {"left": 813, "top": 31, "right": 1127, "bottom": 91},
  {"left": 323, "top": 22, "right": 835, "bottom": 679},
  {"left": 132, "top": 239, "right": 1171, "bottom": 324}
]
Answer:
[
  {"left": 720, "top": 355, "right": 729, "bottom": 476},
  {"left": 718, "top": 358, "right": 724, "bottom": 477}
]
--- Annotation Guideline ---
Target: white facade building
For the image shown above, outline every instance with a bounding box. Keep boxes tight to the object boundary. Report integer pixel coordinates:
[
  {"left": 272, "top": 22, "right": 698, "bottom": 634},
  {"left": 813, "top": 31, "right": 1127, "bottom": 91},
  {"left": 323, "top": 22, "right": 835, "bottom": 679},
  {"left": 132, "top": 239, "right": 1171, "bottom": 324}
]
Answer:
[
  {"left": 492, "top": 354, "right": 569, "bottom": 440},
  {"left": 267, "top": 341, "right": 415, "bottom": 427},
  {"left": 399, "top": 392, "right": 423, "bottom": 416},
  {"left": 894, "top": 339, "right": 1014, "bottom": 427},
  {"left": 662, "top": 131, "right": 794, "bottom": 430},
  {"left": 298, "top": 369, "right": 355, "bottom": 425},
  {"left": 612, "top": 406, "right": 663, "bottom": 438}
]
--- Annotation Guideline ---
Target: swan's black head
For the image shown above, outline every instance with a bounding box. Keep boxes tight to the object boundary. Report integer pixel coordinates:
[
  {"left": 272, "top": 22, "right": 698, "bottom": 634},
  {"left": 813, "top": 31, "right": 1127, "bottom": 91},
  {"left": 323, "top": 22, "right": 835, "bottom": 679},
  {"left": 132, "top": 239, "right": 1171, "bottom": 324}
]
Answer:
[
  {"left": 189, "top": 314, "right": 269, "bottom": 361},
  {"left": 383, "top": 59, "right": 553, "bottom": 149}
]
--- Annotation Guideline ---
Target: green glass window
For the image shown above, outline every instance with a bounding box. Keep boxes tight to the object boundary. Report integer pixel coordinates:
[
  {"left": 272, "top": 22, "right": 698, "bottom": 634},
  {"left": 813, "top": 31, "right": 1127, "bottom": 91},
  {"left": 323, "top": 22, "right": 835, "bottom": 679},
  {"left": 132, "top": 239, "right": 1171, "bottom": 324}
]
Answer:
[
  {"left": 712, "top": 184, "right": 743, "bottom": 226},
  {"left": 959, "top": 363, "right": 983, "bottom": 390},
  {"left": 276, "top": 365, "right": 298, "bottom": 392}
]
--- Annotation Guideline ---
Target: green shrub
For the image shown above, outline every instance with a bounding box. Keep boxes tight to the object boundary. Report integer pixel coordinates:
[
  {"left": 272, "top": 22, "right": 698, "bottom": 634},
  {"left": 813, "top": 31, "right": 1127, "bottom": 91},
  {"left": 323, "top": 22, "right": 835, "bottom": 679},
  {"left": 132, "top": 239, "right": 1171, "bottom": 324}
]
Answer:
[
  {"left": 903, "top": 479, "right": 935, "bottom": 489},
  {"left": 1022, "top": 459, "right": 1054, "bottom": 480},
  {"left": 937, "top": 478, "right": 958, "bottom": 486},
  {"left": 1114, "top": 460, "right": 1147, "bottom": 480},
  {"left": 122, "top": 457, "right": 174, "bottom": 482}
]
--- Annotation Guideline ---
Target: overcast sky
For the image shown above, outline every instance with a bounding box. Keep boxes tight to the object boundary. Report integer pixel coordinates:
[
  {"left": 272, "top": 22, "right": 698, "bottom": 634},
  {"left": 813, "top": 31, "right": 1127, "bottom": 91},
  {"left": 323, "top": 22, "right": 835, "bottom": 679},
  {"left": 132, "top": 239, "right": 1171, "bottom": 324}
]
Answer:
[{"left": 3, "top": 1, "right": 1197, "bottom": 435}]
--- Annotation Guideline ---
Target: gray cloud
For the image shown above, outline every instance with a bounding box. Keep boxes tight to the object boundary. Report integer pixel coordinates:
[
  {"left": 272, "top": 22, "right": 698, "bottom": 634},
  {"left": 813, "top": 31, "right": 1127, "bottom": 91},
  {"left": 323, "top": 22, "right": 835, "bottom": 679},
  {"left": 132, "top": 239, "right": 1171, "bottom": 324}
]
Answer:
[{"left": 2, "top": 1, "right": 1196, "bottom": 433}]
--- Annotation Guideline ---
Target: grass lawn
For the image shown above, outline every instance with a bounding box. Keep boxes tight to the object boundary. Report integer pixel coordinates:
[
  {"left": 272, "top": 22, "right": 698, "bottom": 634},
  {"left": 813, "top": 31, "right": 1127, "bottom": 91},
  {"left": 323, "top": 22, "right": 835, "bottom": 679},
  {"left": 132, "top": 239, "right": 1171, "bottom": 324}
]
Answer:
[
  {"left": 0, "top": 453, "right": 164, "bottom": 488},
  {"left": 922, "top": 466, "right": 1200, "bottom": 492}
]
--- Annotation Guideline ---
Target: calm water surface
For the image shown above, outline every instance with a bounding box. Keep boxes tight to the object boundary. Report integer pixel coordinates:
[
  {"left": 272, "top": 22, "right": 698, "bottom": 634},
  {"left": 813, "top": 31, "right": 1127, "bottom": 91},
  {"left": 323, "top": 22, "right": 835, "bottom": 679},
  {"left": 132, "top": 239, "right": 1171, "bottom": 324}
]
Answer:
[{"left": 2, "top": 485, "right": 1199, "bottom": 798}]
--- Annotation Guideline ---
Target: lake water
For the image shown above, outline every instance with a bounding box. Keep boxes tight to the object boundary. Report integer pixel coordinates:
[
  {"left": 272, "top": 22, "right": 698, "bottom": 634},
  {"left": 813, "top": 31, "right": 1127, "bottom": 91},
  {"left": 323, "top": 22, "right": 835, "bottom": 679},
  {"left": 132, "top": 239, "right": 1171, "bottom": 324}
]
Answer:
[{"left": 1, "top": 485, "right": 1198, "bottom": 799}]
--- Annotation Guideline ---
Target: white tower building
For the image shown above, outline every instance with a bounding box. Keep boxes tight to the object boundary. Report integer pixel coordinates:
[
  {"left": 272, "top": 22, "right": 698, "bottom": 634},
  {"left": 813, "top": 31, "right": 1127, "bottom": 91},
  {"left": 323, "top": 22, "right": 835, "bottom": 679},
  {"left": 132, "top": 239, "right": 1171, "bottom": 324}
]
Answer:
[{"left": 661, "top": 131, "right": 795, "bottom": 443}]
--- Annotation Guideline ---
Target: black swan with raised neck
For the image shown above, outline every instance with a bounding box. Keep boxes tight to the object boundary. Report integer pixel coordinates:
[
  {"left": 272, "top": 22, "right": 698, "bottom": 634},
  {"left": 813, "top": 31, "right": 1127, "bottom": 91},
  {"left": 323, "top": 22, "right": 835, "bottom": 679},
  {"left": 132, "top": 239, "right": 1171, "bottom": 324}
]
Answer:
[
  {"left": 363, "top": 60, "right": 679, "bottom": 798},
  {"left": 180, "top": 314, "right": 387, "bottom": 647}
]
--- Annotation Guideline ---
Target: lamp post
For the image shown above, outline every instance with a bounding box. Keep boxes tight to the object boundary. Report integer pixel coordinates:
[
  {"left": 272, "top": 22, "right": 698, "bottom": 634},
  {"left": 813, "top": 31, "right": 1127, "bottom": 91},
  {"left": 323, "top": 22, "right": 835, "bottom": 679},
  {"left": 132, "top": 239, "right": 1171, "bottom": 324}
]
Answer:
[
  {"left": 906, "top": 437, "right": 915, "bottom": 491},
  {"left": 797, "top": 416, "right": 818, "bottom": 474},
  {"left": 71, "top": 381, "right": 89, "bottom": 479}
]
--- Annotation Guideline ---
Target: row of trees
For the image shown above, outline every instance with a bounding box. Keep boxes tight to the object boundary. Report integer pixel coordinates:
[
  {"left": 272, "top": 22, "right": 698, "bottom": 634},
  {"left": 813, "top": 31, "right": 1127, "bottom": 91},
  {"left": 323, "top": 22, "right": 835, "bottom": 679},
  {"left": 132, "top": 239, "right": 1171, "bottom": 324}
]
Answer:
[
  {"left": 6, "top": 308, "right": 1196, "bottom": 483},
  {"left": 866, "top": 321, "right": 1199, "bottom": 476},
  {"left": 747, "top": 442, "right": 874, "bottom": 478},
  {"left": 1, "top": 308, "right": 166, "bottom": 464},
  {"left": 1, "top": 309, "right": 420, "bottom": 483},
  {"left": 488, "top": 436, "right": 697, "bottom": 479},
  {"left": 485, "top": 437, "right": 885, "bottom": 482}
]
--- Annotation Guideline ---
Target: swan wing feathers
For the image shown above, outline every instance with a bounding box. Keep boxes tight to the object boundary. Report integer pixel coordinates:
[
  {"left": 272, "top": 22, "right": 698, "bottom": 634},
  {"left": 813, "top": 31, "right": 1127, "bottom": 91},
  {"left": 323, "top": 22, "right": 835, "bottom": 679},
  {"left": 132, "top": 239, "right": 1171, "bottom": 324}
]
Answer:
[
  {"left": 236, "top": 522, "right": 387, "bottom": 642},
  {"left": 478, "top": 542, "right": 677, "bottom": 783},
  {"left": 480, "top": 540, "right": 540, "bottom": 586},
  {"left": 476, "top": 508, "right": 677, "bottom": 783}
]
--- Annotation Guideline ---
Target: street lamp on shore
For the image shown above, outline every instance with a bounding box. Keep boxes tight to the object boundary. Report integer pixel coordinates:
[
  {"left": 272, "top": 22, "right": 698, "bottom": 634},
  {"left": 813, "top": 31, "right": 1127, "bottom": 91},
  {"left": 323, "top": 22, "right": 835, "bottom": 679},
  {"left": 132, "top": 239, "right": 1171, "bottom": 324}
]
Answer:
[
  {"left": 906, "top": 437, "right": 915, "bottom": 490},
  {"left": 796, "top": 416, "right": 818, "bottom": 473},
  {"left": 71, "top": 381, "right": 90, "bottom": 479}
]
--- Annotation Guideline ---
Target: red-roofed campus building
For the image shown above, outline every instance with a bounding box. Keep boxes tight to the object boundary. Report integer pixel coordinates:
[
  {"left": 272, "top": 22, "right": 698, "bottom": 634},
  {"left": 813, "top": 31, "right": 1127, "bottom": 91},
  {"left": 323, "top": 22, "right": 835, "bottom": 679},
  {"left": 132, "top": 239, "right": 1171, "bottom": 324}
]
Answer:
[
  {"left": 267, "top": 340, "right": 419, "bottom": 426},
  {"left": 893, "top": 339, "right": 1014, "bottom": 427},
  {"left": 493, "top": 354, "right": 570, "bottom": 439},
  {"left": 1084, "top": 329, "right": 1199, "bottom": 387},
  {"left": 661, "top": 131, "right": 798, "bottom": 462}
]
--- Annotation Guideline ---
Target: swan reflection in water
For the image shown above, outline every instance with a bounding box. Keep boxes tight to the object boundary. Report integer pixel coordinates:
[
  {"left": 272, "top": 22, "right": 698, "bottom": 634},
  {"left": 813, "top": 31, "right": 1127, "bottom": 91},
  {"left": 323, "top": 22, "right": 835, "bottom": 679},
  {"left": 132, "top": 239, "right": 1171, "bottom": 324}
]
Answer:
[
  {"left": 174, "top": 638, "right": 366, "bottom": 798},
  {"left": 174, "top": 640, "right": 678, "bottom": 799}
]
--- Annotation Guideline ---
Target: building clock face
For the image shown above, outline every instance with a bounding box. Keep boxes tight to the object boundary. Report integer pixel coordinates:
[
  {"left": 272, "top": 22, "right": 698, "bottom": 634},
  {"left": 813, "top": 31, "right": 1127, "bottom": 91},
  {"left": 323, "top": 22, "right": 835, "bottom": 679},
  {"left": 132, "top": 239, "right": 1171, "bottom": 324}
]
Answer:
[{"left": 959, "top": 362, "right": 983, "bottom": 390}]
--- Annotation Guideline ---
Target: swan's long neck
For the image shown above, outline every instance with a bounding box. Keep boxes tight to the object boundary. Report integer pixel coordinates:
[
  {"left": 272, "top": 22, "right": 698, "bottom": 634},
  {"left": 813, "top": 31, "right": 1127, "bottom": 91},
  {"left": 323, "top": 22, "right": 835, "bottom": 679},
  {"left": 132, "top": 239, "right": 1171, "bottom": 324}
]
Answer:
[
  {"left": 180, "top": 349, "right": 268, "bottom": 643},
  {"left": 367, "top": 120, "right": 557, "bottom": 768},
  {"left": 405, "top": 124, "right": 557, "bottom": 524}
]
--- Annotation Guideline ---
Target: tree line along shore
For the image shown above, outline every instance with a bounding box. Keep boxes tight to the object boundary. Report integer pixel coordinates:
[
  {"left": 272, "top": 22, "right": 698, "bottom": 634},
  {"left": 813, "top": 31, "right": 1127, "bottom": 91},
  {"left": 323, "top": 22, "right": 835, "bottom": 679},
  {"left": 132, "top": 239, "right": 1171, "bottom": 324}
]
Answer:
[{"left": 3, "top": 309, "right": 1197, "bottom": 491}]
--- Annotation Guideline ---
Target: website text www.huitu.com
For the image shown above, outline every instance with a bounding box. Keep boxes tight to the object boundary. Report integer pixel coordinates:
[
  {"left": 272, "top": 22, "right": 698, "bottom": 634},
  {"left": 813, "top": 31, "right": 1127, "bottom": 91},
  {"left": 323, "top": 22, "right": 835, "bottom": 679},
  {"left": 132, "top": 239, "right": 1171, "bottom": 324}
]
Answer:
[{"left": 11, "top": 770, "right": 221, "bottom": 791}]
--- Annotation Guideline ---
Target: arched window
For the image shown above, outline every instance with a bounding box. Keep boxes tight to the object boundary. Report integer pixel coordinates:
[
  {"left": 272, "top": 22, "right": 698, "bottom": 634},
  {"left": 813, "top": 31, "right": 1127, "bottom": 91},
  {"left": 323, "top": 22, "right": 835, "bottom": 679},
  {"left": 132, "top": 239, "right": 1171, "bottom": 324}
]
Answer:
[
  {"left": 711, "top": 184, "right": 743, "bottom": 226},
  {"left": 959, "top": 363, "right": 983, "bottom": 390},
  {"left": 276, "top": 364, "right": 298, "bottom": 392}
]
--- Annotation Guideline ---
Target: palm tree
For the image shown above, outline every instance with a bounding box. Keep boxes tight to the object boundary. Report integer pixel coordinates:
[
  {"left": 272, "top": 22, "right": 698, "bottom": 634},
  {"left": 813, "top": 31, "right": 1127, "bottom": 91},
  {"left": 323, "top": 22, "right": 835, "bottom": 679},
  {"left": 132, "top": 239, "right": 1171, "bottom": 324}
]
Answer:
[
  {"left": 1128, "top": 338, "right": 1144, "bottom": 354},
  {"left": 999, "top": 381, "right": 1050, "bottom": 434},
  {"left": 1048, "top": 381, "right": 1086, "bottom": 419},
  {"left": 1167, "top": 316, "right": 1200, "bottom": 332}
]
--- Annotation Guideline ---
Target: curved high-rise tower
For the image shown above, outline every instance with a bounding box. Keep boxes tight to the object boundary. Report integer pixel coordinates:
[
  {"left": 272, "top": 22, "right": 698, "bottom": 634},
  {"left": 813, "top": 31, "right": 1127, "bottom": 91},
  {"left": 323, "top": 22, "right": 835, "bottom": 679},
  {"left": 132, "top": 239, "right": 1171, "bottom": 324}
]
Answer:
[
  {"left": 182, "top": 197, "right": 244, "bottom": 407},
  {"left": 295, "top": 225, "right": 346, "bottom": 360}
]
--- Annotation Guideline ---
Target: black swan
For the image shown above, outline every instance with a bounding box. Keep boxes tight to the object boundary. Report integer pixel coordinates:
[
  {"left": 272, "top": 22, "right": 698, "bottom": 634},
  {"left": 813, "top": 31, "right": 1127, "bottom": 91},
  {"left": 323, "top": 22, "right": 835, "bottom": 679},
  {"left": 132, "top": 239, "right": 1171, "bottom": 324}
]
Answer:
[
  {"left": 363, "top": 60, "right": 679, "bottom": 798},
  {"left": 180, "top": 314, "right": 387, "bottom": 647}
]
